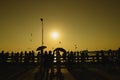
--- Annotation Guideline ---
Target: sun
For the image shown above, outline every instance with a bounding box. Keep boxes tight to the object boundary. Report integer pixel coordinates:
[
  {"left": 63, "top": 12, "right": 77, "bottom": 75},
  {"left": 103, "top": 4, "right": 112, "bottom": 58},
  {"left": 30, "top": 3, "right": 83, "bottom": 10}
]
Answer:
[{"left": 51, "top": 32, "right": 59, "bottom": 39}]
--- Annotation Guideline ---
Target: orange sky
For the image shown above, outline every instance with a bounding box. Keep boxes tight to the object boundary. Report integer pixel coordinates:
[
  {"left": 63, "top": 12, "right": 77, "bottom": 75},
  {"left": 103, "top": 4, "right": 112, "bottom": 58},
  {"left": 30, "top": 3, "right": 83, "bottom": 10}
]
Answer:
[{"left": 0, "top": 0, "right": 120, "bottom": 52}]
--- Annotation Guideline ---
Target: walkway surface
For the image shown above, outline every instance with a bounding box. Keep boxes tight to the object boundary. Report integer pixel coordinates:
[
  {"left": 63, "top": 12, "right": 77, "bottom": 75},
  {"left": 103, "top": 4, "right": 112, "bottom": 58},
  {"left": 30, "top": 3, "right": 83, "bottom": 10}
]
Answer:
[
  {"left": 15, "top": 66, "right": 76, "bottom": 80},
  {"left": 16, "top": 66, "right": 40, "bottom": 80},
  {"left": 88, "top": 67, "right": 120, "bottom": 80},
  {"left": 61, "top": 68, "right": 76, "bottom": 80}
]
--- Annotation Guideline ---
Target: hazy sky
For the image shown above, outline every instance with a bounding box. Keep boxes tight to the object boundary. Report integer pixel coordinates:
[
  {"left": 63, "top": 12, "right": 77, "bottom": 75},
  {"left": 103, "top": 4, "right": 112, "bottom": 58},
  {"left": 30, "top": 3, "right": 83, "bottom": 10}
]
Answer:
[{"left": 0, "top": 0, "right": 120, "bottom": 52}]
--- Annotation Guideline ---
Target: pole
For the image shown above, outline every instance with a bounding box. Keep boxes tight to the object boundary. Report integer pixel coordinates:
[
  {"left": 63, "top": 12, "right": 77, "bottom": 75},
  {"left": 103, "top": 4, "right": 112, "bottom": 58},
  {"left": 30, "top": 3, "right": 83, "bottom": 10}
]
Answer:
[{"left": 40, "top": 18, "right": 44, "bottom": 46}]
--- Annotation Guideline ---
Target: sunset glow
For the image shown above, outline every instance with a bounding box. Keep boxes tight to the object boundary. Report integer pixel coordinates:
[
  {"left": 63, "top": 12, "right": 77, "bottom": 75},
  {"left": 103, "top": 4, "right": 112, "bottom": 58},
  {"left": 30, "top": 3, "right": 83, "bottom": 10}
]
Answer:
[
  {"left": 51, "top": 32, "right": 59, "bottom": 39},
  {"left": 0, "top": 0, "right": 120, "bottom": 51}
]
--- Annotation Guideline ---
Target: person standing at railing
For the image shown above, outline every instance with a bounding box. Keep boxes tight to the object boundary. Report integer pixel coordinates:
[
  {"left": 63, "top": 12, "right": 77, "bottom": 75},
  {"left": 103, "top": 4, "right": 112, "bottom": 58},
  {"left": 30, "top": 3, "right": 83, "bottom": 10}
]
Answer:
[
  {"left": 14, "top": 52, "right": 19, "bottom": 63},
  {"left": 56, "top": 51, "right": 61, "bottom": 73},
  {"left": 76, "top": 51, "right": 80, "bottom": 63},
  {"left": 20, "top": 51, "right": 23, "bottom": 63},
  {"left": 96, "top": 51, "right": 100, "bottom": 63},
  {"left": 117, "top": 48, "right": 120, "bottom": 65},
  {"left": 81, "top": 52, "right": 85, "bottom": 63},
  {"left": 0, "top": 51, "right": 4, "bottom": 63},
  {"left": 49, "top": 51, "right": 54, "bottom": 80},
  {"left": 62, "top": 51, "right": 66, "bottom": 63},
  {"left": 37, "top": 52, "right": 41, "bottom": 63}
]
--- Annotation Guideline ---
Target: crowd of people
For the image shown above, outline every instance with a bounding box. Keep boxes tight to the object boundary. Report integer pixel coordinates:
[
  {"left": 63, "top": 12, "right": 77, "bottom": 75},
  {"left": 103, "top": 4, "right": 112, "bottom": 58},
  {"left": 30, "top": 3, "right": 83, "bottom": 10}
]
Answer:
[{"left": 0, "top": 48, "right": 120, "bottom": 65}]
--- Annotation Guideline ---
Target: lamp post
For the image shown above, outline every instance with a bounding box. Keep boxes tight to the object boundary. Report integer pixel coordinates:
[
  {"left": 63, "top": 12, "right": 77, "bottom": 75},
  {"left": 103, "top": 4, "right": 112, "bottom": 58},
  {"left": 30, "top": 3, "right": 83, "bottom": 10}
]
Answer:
[
  {"left": 36, "top": 18, "right": 47, "bottom": 52},
  {"left": 41, "top": 18, "right": 44, "bottom": 46}
]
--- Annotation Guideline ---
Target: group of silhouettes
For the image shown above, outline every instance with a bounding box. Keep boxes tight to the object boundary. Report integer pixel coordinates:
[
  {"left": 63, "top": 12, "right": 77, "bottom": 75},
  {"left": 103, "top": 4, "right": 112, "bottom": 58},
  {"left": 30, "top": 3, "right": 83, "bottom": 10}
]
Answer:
[
  {"left": 0, "top": 50, "right": 54, "bottom": 64},
  {"left": 0, "top": 48, "right": 120, "bottom": 65}
]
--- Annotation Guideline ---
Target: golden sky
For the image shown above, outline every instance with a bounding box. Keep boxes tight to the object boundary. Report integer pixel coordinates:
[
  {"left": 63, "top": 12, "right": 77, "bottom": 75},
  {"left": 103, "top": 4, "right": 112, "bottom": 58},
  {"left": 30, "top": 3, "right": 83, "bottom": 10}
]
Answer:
[{"left": 0, "top": 0, "right": 120, "bottom": 52}]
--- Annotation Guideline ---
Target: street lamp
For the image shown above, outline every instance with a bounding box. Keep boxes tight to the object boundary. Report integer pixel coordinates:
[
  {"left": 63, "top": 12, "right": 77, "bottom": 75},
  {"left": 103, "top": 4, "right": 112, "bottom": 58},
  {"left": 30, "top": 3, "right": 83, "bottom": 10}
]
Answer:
[
  {"left": 41, "top": 18, "right": 44, "bottom": 46},
  {"left": 36, "top": 18, "right": 47, "bottom": 52}
]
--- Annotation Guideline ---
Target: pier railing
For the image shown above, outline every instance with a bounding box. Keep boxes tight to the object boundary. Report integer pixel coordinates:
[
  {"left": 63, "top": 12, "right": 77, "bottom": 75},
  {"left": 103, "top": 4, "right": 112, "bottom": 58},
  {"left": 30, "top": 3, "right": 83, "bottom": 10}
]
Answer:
[{"left": 0, "top": 49, "right": 120, "bottom": 64}]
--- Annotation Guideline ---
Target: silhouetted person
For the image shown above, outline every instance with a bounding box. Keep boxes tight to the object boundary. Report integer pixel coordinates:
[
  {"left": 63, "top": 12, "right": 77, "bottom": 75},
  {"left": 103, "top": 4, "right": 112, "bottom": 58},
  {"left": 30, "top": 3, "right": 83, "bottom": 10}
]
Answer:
[
  {"left": 117, "top": 48, "right": 120, "bottom": 65},
  {"left": 66, "top": 51, "right": 69, "bottom": 63},
  {"left": 37, "top": 52, "right": 41, "bottom": 63},
  {"left": 43, "top": 51, "right": 49, "bottom": 80},
  {"left": 11, "top": 52, "right": 14, "bottom": 63},
  {"left": 38, "top": 51, "right": 46, "bottom": 80},
  {"left": 62, "top": 51, "right": 67, "bottom": 63},
  {"left": 29, "top": 51, "right": 35, "bottom": 63},
  {"left": 101, "top": 50, "right": 107, "bottom": 65},
  {"left": 14, "top": 52, "right": 19, "bottom": 63},
  {"left": 85, "top": 52, "right": 88, "bottom": 62},
  {"left": 67, "top": 52, "right": 71, "bottom": 64},
  {"left": 31, "top": 50, "right": 35, "bottom": 63},
  {"left": 20, "top": 51, "right": 23, "bottom": 63},
  {"left": 48, "top": 51, "right": 54, "bottom": 69},
  {"left": 56, "top": 51, "right": 61, "bottom": 73},
  {"left": 55, "top": 50, "right": 64, "bottom": 80},
  {"left": 76, "top": 51, "right": 80, "bottom": 63},
  {"left": 69, "top": 51, "right": 74, "bottom": 64},
  {"left": 0, "top": 51, "right": 4, "bottom": 63},
  {"left": 73, "top": 52, "right": 77, "bottom": 63},
  {"left": 24, "top": 51, "right": 29, "bottom": 63},
  {"left": 96, "top": 51, "right": 100, "bottom": 63},
  {"left": 108, "top": 49, "right": 114, "bottom": 64},
  {"left": 35, "top": 51, "right": 43, "bottom": 80},
  {"left": 81, "top": 52, "right": 85, "bottom": 63},
  {"left": 49, "top": 51, "right": 54, "bottom": 80},
  {"left": 1, "top": 51, "right": 9, "bottom": 63}
]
